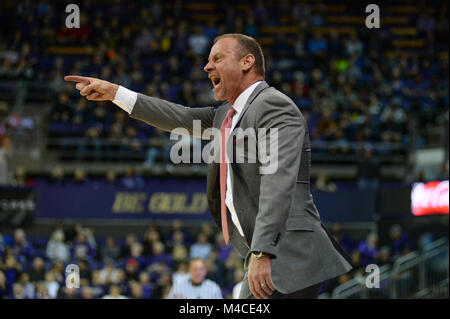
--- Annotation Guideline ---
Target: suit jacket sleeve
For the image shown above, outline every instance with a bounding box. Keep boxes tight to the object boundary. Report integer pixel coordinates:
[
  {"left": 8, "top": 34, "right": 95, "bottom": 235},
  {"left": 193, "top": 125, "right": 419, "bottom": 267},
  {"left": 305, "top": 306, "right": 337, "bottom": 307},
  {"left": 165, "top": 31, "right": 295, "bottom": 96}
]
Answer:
[
  {"left": 250, "top": 93, "right": 305, "bottom": 258},
  {"left": 130, "top": 93, "right": 216, "bottom": 137}
]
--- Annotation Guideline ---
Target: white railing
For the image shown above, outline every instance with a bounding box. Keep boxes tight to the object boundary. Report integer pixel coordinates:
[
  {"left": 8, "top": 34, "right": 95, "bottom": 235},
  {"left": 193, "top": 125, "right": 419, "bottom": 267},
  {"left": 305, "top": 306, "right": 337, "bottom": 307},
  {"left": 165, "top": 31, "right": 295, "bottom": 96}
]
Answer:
[{"left": 329, "top": 237, "right": 449, "bottom": 299}]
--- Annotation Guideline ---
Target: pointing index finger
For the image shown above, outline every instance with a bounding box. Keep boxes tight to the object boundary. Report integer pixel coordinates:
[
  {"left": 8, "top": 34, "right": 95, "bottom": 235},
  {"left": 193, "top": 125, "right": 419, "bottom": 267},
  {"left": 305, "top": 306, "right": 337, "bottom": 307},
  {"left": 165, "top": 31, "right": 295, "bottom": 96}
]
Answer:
[{"left": 64, "top": 75, "right": 92, "bottom": 84}]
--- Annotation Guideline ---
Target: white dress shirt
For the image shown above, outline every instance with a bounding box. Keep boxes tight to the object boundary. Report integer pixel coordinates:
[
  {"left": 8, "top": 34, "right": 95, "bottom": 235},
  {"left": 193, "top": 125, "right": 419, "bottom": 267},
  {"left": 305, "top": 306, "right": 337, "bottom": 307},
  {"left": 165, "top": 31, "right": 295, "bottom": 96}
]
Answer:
[
  {"left": 112, "top": 81, "right": 262, "bottom": 238},
  {"left": 224, "top": 81, "right": 261, "bottom": 237}
]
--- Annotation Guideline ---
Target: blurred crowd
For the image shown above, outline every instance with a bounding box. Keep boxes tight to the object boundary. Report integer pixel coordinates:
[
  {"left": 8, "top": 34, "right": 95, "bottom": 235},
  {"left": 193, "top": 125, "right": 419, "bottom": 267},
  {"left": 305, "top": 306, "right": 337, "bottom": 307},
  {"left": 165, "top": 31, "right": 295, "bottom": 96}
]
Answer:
[
  {"left": 1, "top": 219, "right": 440, "bottom": 299},
  {"left": 0, "top": 221, "right": 243, "bottom": 299},
  {"left": 0, "top": 0, "right": 447, "bottom": 163}
]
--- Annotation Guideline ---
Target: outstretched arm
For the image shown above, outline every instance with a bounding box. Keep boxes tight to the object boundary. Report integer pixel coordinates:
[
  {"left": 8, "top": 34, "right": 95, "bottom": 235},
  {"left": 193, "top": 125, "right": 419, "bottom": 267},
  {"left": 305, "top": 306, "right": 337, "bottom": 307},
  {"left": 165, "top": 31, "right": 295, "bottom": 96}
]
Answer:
[{"left": 64, "top": 75, "right": 216, "bottom": 137}]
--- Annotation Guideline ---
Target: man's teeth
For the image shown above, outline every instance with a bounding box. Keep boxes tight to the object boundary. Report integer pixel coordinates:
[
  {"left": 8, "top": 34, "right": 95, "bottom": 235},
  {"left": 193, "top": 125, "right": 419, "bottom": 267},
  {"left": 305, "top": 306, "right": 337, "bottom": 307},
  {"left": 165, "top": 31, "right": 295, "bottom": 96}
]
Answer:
[{"left": 212, "top": 78, "right": 220, "bottom": 87}]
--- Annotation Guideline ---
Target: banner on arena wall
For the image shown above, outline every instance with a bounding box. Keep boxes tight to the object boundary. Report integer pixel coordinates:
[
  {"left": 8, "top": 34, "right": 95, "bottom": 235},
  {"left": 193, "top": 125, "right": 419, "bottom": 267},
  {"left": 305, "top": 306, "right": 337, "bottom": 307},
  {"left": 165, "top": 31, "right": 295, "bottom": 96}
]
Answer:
[
  {"left": 411, "top": 180, "right": 449, "bottom": 216},
  {"left": 34, "top": 179, "right": 213, "bottom": 221},
  {"left": 33, "top": 180, "right": 377, "bottom": 222}
]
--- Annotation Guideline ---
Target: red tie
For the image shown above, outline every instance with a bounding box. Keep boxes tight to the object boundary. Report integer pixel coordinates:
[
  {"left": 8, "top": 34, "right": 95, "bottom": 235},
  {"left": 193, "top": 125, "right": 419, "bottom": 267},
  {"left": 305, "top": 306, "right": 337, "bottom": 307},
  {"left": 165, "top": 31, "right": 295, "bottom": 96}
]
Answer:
[{"left": 220, "top": 107, "right": 237, "bottom": 245}]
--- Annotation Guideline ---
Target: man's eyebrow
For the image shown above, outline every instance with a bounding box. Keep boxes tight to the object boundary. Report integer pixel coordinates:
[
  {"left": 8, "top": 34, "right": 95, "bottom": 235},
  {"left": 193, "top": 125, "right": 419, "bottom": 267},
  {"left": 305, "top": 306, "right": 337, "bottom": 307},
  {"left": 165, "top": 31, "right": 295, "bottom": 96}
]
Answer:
[{"left": 208, "top": 53, "right": 222, "bottom": 61}]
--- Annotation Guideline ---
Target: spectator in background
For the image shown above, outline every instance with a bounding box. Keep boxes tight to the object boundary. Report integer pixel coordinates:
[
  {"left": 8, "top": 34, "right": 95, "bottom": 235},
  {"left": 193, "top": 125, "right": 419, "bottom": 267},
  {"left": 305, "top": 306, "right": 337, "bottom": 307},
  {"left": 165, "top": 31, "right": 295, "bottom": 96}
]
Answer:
[
  {"left": 47, "top": 166, "right": 67, "bottom": 186},
  {"left": 101, "top": 236, "right": 121, "bottom": 262},
  {"left": 72, "top": 168, "right": 88, "bottom": 186},
  {"left": 166, "top": 219, "right": 192, "bottom": 247},
  {"left": 167, "top": 258, "right": 222, "bottom": 299},
  {"left": 376, "top": 246, "right": 393, "bottom": 267},
  {"left": 98, "top": 259, "right": 124, "bottom": 286},
  {"left": 128, "top": 241, "right": 145, "bottom": 266},
  {"left": 49, "top": 260, "right": 65, "bottom": 285},
  {"left": 138, "top": 272, "right": 153, "bottom": 298},
  {"left": 105, "top": 169, "right": 118, "bottom": 187},
  {"left": 314, "top": 171, "right": 337, "bottom": 192},
  {"left": 129, "top": 281, "right": 144, "bottom": 299},
  {"left": 167, "top": 230, "right": 186, "bottom": 252},
  {"left": 0, "top": 270, "right": 7, "bottom": 298},
  {"left": 436, "top": 161, "right": 449, "bottom": 180},
  {"left": 17, "top": 273, "right": 34, "bottom": 299},
  {"left": 11, "top": 283, "right": 26, "bottom": 299},
  {"left": 12, "top": 229, "right": 34, "bottom": 263},
  {"left": 188, "top": 26, "right": 209, "bottom": 56},
  {"left": 148, "top": 261, "right": 171, "bottom": 288},
  {"left": 172, "top": 261, "right": 189, "bottom": 286},
  {"left": 357, "top": 148, "right": 380, "bottom": 191},
  {"left": 144, "top": 128, "right": 171, "bottom": 166},
  {"left": 154, "top": 272, "right": 172, "bottom": 299},
  {"left": 329, "top": 223, "right": 354, "bottom": 253},
  {"left": 59, "top": 287, "right": 79, "bottom": 299},
  {"left": 389, "top": 224, "right": 412, "bottom": 258},
  {"left": 29, "top": 257, "right": 46, "bottom": 283},
  {"left": 358, "top": 233, "right": 380, "bottom": 266},
  {"left": 102, "top": 285, "right": 127, "bottom": 299},
  {"left": 49, "top": 93, "right": 72, "bottom": 125},
  {"left": 142, "top": 224, "right": 162, "bottom": 255},
  {"left": 78, "top": 259, "right": 92, "bottom": 287},
  {"left": 148, "top": 241, "right": 172, "bottom": 267},
  {"left": 190, "top": 233, "right": 212, "bottom": 260},
  {"left": 308, "top": 32, "right": 328, "bottom": 57},
  {"left": 46, "top": 229, "right": 70, "bottom": 263},
  {"left": 10, "top": 166, "right": 28, "bottom": 187},
  {"left": 172, "top": 244, "right": 189, "bottom": 265},
  {"left": 121, "top": 166, "right": 144, "bottom": 189},
  {"left": 215, "top": 233, "right": 234, "bottom": 262},
  {"left": 348, "top": 250, "right": 364, "bottom": 278},
  {"left": 0, "top": 232, "right": 6, "bottom": 258},
  {"left": 80, "top": 286, "right": 95, "bottom": 299},
  {"left": 34, "top": 282, "right": 51, "bottom": 299},
  {"left": 3, "top": 258, "right": 19, "bottom": 289},
  {"left": 63, "top": 223, "right": 84, "bottom": 244},
  {"left": 125, "top": 258, "right": 140, "bottom": 282},
  {"left": 206, "top": 249, "right": 226, "bottom": 288},
  {"left": 200, "top": 222, "right": 215, "bottom": 244},
  {"left": 44, "top": 271, "right": 59, "bottom": 299},
  {"left": 121, "top": 233, "right": 138, "bottom": 259},
  {"left": 71, "top": 229, "right": 97, "bottom": 261}
]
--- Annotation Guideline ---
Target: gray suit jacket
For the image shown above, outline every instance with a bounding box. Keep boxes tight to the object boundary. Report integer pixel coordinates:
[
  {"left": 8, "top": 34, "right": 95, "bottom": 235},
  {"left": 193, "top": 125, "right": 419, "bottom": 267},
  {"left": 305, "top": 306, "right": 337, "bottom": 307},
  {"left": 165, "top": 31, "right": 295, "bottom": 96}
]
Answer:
[{"left": 130, "top": 81, "right": 353, "bottom": 297}]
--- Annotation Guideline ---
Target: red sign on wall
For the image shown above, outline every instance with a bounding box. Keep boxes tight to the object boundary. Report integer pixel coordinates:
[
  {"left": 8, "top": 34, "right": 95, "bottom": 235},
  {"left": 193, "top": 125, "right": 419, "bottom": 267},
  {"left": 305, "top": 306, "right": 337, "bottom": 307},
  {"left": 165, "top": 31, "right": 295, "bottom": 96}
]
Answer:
[{"left": 411, "top": 180, "right": 449, "bottom": 216}]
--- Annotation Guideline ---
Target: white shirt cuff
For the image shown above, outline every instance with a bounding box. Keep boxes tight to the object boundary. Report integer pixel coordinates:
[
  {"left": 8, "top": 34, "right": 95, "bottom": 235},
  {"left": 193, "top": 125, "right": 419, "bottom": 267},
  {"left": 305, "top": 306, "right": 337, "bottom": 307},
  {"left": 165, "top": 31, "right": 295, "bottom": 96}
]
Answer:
[{"left": 112, "top": 86, "right": 138, "bottom": 114}]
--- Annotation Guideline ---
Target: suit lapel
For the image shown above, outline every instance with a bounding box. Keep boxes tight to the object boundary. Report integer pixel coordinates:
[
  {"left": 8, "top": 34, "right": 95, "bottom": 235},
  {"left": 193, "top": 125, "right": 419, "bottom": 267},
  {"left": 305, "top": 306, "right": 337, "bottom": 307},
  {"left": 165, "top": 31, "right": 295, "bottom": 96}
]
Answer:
[
  {"left": 225, "top": 81, "right": 269, "bottom": 149},
  {"left": 232, "top": 81, "right": 269, "bottom": 131}
]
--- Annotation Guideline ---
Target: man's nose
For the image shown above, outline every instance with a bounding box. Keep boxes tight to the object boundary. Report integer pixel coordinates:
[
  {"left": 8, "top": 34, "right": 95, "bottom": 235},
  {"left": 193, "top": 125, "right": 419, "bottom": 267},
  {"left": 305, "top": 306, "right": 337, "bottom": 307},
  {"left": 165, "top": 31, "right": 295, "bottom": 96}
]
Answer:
[{"left": 204, "top": 61, "right": 213, "bottom": 72}]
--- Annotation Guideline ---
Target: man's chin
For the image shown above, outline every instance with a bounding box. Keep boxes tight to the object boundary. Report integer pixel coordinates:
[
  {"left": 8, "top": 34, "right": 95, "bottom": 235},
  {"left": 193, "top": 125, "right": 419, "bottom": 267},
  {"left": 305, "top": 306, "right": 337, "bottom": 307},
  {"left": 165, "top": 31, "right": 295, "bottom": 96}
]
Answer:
[{"left": 213, "top": 92, "right": 224, "bottom": 102}]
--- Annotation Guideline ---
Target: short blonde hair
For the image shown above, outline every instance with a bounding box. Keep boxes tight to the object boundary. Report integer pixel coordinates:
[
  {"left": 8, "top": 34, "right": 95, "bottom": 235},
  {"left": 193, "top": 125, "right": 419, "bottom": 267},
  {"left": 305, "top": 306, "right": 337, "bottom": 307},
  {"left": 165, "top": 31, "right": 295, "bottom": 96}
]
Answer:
[{"left": 214, "top": 33, "right": 265, "bottom": 78}]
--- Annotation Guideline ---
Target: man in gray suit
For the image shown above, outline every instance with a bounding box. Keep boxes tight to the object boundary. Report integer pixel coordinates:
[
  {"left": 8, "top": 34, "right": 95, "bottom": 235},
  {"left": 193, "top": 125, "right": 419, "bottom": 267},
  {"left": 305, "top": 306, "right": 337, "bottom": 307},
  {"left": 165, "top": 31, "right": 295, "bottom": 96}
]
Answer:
[{"left": 65, "top": 34, "right": 352, "bottom": 299}]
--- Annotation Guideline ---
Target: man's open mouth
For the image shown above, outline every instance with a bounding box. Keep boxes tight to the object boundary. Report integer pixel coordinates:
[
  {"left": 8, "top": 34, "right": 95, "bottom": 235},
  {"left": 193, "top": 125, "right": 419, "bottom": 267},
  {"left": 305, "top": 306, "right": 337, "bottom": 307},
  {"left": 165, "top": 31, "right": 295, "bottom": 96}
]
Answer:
[{"left": 211, "top": 76, "right": 221, "bottom": 88}]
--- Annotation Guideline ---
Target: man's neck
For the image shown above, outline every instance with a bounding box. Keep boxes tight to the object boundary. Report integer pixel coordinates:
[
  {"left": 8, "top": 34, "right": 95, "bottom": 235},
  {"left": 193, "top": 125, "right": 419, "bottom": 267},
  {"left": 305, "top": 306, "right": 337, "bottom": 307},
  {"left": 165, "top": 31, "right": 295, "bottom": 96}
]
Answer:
[
  {"left": 228, "top": 76, "right": 264, "bottom": 105},
  {"left": 190, "top": 279, "right": 203, "bottom": 287}
]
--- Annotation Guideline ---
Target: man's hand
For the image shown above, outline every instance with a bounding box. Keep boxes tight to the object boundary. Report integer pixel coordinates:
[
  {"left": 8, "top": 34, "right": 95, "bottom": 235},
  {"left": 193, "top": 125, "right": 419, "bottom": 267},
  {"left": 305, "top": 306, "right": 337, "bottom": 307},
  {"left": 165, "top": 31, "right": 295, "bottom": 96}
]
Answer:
[
  {"left": 248, "top": 253, "right": 275, "bottom": 299},
  {"left": 64, "top": 75, "right": 119, "bottom": 101}
]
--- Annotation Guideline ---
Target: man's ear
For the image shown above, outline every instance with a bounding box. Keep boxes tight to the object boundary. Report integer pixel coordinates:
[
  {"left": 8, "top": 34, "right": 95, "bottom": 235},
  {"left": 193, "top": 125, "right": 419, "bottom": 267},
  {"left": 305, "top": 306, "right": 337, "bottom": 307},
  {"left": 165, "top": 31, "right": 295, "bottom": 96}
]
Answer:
[{"left": 241, "top": 54, "right": 255, "bottom": 73}]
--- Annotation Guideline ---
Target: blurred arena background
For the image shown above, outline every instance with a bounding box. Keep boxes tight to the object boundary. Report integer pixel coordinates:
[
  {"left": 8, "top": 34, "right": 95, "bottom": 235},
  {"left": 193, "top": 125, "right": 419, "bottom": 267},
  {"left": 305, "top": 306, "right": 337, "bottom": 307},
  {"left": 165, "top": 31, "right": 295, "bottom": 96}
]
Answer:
[{"left": 0, "top": 0, "right": 448, "bottom": 299}]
